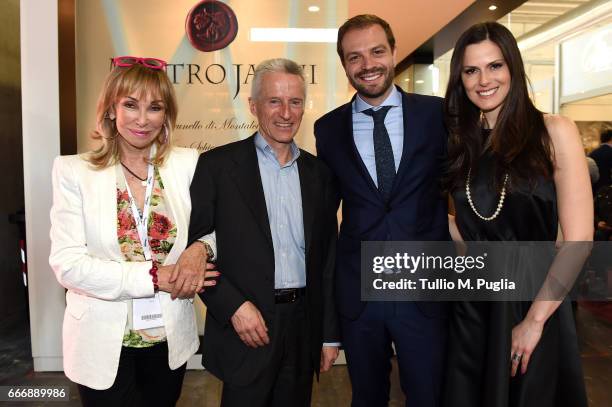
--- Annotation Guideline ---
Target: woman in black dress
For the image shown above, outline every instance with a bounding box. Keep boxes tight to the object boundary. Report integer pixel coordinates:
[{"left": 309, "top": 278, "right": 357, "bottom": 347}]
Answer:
[{"left": 442, "top": 22, "right": 592, "bottom": 407}]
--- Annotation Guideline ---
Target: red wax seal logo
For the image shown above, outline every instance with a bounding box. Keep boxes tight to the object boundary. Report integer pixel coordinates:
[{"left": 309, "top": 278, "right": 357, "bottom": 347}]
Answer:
[{"left": 186, "top": 0, "right": 238, "bottom": 52}]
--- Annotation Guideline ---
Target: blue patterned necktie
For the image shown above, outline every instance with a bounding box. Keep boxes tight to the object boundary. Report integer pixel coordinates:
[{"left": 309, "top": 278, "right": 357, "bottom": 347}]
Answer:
[{"left": 363, "top": 106, "right": 395, "bottom": 201}]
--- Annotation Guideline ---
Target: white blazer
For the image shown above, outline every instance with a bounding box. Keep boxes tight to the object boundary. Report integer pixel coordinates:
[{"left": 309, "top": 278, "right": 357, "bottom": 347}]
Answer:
[{"left": 49, "top": 147, "right": 200, "bottom": 390}]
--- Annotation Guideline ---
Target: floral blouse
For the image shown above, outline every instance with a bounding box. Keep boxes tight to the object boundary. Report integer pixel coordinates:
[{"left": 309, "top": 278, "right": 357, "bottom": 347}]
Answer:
[{"left": 116, "top": 165, "right": 177, "bottom": 348}]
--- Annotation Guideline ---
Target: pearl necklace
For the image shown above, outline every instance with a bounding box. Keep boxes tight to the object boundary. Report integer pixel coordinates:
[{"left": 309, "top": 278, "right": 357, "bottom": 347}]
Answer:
[{"left": 465, "top": 169, "right": 509, "bottom": 221}]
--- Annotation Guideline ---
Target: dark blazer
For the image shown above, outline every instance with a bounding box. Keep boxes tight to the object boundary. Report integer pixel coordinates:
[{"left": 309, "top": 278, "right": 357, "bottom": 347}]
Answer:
[
  {"left": 314, "top": 87, "right": 450, "bottom": 320},
  {"left": 188, "top": 135, "right": 339, "bottom": 386}
]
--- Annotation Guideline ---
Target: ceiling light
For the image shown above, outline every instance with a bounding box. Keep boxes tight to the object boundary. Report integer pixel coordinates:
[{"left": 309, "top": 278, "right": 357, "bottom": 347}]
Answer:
[
  {"left": 308, "top": 5, "right": 320, "bottom": 12},
  {"left": 489, "top": 5, "right": 497, "bottom": 11},
  {"left": 415, "top": 80, "right": 425, "bottom": 84}
]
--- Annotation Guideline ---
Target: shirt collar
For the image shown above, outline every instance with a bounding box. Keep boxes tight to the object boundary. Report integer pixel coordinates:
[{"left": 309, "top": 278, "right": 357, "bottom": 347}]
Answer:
[
  {"left": 354, "top": 85, "right": 401, "bottom": 114},
  {"left": 254, "top": 132, "right": 300, "bottom": 167}
]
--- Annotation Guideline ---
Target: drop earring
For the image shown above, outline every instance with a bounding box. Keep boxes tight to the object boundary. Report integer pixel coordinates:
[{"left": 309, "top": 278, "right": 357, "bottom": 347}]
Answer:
[{"left": 162, "top": 123, "right": 169, "bottom": 144}]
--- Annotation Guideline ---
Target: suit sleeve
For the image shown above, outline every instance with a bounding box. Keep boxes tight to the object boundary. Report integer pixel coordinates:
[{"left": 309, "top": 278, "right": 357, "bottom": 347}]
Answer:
[
  {"left": 182, "top": 148, "right": 217, "bottom": 256},
  {"left": 314, "top": 119, "right": 341, "bottom": 211},
  {"left": 48, "top": 157, "right": 155, "bottom": 301},
  {"left": 188, "top": 153, "right": 246, "bottom": 324},
  {"left": 187, "top": 153, "right": 217, "bottom": 246},
  {"left": 321, "top": 167, "right": 341, "bottom": 343},
  {"left": 314, "top": 119, "right": 327, "bottom": 162}
]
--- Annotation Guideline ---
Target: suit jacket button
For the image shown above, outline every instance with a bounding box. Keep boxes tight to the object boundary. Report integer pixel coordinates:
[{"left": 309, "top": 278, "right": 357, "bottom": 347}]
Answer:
[{"left": 385, "top": 203, "right": 392, "bottom": 213}]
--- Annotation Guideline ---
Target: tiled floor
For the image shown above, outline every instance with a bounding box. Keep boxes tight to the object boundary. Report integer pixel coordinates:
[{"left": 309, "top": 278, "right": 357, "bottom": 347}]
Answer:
[{"left": 1, "top": 305, "right": 610, "bottom": 406}]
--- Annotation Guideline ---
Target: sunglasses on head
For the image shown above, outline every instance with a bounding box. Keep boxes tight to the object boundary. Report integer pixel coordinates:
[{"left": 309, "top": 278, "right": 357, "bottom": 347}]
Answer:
[{"left": 112, "top": 56, "right": 167, "bottom": 70}]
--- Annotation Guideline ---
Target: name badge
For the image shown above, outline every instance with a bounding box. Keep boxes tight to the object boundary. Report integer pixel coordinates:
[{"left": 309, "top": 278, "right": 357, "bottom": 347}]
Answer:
[{"left": 132, "top": 294, "right": 164, "bottom": 330}]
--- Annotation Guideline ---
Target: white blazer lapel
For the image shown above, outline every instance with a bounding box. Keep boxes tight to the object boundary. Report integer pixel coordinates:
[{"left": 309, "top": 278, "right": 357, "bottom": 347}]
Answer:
[
  {"left": 158, "top": 157, "right": 188, "bottom": 266},
  {"left": 98, "top": 163, "right": 125, "bottom": 262}
]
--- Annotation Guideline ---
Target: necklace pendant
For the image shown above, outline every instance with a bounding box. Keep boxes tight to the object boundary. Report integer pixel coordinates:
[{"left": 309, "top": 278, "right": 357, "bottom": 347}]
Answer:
[{"left": 141, "top": 180, "right": 147, "bottom": 187}]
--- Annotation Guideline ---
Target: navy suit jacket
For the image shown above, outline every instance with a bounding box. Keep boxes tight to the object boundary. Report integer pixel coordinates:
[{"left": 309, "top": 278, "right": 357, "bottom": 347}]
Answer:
[{"left": 314, "top": 87, "right": 450, "bottom": 320}]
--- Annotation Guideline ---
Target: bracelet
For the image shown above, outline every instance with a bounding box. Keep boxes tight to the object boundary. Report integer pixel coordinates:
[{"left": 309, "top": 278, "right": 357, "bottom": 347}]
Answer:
[{"left": 149, "top": 262, "right": 159, "bottom": 292}]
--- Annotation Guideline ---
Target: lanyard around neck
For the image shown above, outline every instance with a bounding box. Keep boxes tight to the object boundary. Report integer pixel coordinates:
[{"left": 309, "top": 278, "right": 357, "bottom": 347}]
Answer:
[{"left": 123, "top": 149, "right": 156, "bottom": 261}]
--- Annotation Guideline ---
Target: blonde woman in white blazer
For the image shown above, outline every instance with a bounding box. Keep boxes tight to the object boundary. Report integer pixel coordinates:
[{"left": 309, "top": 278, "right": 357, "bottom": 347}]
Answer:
[{"left": 49, "top": 57, "right": 218, "bottom": 406}]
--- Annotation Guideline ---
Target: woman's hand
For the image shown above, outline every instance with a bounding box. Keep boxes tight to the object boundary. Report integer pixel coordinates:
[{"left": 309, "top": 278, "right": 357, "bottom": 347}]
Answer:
[
  {"left": 157, "top": 263, "right": 219, "bottom": 297},
  {"left": 169, "top": 243, "right": 220, "bottom": 299},
  {"left": 510, "top": 317, "right": 544, "bottom": 377},
  {"left": 157, "top": 265, "right": 176, "bottom": 293}
]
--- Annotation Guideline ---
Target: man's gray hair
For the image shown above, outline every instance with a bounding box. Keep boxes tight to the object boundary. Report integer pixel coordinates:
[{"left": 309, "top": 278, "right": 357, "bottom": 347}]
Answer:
[{"left": 250, "top": 58, "right": 306, "bottom": 100}]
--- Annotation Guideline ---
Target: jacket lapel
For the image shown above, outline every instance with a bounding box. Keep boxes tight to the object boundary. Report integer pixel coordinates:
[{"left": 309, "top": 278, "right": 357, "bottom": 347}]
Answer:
[
  {"left": 341, "top": 97, "right": 381, "bottom": 197},
  {"left": 391, "top": 88, "right": 418, "bottom": 198},
  {"left": 158, "top": 155, "right": 186, "bottom": 265},
  {"left": 229, "top": 135, "right": 274, "bottom": 249},
  {"left": 297, "top": 153, "right": 316, "bottom": 260},
  {"left": 95, "top": 163, "right": 124, "bottom": 261}
]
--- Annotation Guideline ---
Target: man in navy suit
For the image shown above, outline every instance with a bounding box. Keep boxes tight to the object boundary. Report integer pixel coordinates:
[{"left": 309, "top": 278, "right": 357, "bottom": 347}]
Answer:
[{"left": 314, "top": 15, "right": 449, "bottom": 407}]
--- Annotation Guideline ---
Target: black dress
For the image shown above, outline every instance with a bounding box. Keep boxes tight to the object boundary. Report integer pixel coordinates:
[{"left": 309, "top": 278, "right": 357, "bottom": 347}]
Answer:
[{"left": 443, "top": 143, "right": 588, "bottom": 407}]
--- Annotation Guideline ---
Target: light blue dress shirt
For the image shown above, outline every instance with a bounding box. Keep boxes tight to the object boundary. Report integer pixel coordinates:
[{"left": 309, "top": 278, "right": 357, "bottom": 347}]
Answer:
[
  {"left": 352, "top": 86, "right": 404, "bottom": 185},
  {"left": 254, "top": 133, "right": 306, "bottom": 289}
]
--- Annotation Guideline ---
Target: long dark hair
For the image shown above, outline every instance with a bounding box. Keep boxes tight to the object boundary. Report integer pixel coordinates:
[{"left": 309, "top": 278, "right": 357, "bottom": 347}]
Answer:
[{"left": 443, "top": 22, "right": 553, "bottom": 192}]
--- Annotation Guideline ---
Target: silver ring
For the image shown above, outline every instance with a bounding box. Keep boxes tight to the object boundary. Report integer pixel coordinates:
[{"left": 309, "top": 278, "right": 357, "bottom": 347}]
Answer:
[{"left": 511, "top": 353, "right": 522, "bottom": 362}]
